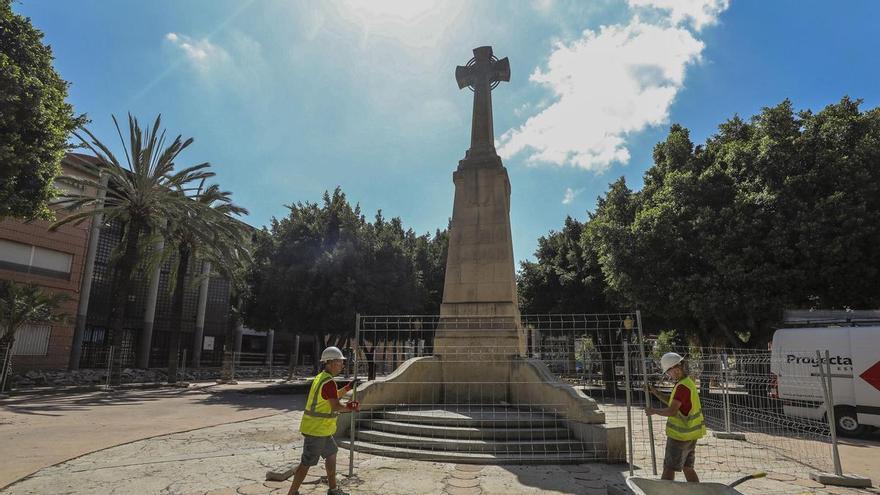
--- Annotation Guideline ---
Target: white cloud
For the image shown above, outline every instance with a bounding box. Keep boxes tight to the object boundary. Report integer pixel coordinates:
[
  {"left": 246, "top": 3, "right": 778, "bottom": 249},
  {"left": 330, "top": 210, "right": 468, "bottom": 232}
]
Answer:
[
  {"left": 562, "top": 187, "right": 584, "bottom": 204},
  {"left": 628, "top": 0, "right": 729, "bottom": 32},
  {"left": 498, "top": 1, "right": 728, "bottom": 173},
  {"left": 165, "top": 32, "right": 230, "bottom": 72}
]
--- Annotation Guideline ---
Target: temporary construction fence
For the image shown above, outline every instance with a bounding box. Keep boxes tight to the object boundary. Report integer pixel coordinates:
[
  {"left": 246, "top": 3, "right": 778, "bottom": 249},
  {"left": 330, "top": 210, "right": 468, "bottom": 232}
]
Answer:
[{"left": 342, "top": 313, "right": 842, "bottom": 483}]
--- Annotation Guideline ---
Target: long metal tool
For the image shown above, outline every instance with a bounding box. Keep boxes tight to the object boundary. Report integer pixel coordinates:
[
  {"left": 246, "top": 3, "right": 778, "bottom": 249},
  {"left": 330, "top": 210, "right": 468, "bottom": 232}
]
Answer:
[
  {"left": 635, "top": 310, "right": 657, "bottom": 475},
  {"left": 623, "top": 339, "right": 634, "bottom": 476},
  {"left": 349, "top": 313, "right": 360, "bottom": 478}
]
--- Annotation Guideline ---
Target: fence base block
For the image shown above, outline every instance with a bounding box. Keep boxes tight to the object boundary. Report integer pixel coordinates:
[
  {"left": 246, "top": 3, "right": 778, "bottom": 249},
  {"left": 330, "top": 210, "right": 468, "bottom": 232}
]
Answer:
[
  {"left": 266, "top": 467, "right": 295, "bottom": 481},
  {"left": 712, "top": 431, "right": 746, "bottom": 441},
  {"left": 810, "top": 472, "right": 872, "bottom": 488}
]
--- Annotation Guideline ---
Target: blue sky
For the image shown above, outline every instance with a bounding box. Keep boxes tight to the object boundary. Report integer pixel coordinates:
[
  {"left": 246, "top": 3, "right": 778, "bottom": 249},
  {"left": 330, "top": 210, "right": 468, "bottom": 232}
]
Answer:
[{"left": 16, "top": 0, "right": 880, "bottom": 265}]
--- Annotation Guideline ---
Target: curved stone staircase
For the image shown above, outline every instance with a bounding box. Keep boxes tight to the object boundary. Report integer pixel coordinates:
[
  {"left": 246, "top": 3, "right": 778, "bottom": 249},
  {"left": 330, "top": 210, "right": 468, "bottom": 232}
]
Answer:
[{"left": 338, "top": 406, "right": 597, "bottom": 464}]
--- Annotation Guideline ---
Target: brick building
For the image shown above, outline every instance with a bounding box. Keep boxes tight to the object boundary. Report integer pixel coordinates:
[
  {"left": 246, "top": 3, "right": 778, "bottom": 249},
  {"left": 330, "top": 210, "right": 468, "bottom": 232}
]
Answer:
[
  {"left": 0, "top": 154, "right": 100, "bottom": 369},
  {"left": 1, "top": 153, "right": 298, "bottom": 372}
]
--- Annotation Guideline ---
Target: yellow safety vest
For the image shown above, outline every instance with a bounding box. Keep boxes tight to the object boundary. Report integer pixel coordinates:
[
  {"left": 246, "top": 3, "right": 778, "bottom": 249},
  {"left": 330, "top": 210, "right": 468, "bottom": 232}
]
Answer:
[
  {"left": 666, "top": 376, "right": 706, "bottom": 441},
  {"left": 300, "top": 371, "right": 338, "bottom": 436}
]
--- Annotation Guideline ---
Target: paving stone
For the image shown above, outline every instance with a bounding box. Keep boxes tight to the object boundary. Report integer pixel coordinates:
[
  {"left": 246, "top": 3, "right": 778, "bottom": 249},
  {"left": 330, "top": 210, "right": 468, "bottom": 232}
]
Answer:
[
  {"left": 237, "top": 483, "right": 273, "bottom": 494},
  {"left": 205, "top": 489, "right": 238, "bottom": 495},
  {"left": 454, "top": 464, "right": 484, "bottom": 472},
  {"left": 562, "top": 464, "right": 592, "bottom": 473},
  {"left": 445, "top": 486, "right": 482, "bottom": 495},
  {"left": 449, "top": 471, "right": 480, "bottom": 480},
  {"left": 446, "top": 477, "right": 481, "bottom": 488},
  {"left": 767, "top": 471, "right": 798, "bottom": 481},
  {"left": 577, "top": 479, "right": 607, "bottom": 489},
  {"left": 263, "top": 481, "right": 289, "bottom": 489},
  {"left": 793, "top": 478, "right": 826, "bottom": 488}
]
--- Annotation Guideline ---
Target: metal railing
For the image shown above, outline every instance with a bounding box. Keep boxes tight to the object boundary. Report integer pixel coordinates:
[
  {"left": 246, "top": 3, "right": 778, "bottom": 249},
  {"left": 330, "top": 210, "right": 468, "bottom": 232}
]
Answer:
[{"left": 339, "top": 313, "right": 841, "bottom": 483}]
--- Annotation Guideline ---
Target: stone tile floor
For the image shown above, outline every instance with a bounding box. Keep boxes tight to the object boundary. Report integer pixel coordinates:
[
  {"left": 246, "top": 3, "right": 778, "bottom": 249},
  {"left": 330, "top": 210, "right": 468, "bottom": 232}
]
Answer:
[{"left": 1, "top": 410, "right": 877, "bottom": 495}]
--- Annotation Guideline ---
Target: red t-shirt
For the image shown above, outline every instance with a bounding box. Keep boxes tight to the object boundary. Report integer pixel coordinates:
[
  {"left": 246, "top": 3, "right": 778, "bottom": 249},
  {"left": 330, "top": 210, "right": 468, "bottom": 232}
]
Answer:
[
  {"left": 320, "top": 381, "right": 338, "bottom": 400},
  {"left": 672, "top": 382, "right": 692, "bottom": 415}
]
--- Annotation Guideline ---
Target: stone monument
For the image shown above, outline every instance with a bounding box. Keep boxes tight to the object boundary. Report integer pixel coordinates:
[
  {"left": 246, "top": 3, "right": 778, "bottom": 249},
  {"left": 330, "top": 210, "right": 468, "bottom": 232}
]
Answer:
[{"left": 339, "top": 46, "right": 623, "bottom": 463}]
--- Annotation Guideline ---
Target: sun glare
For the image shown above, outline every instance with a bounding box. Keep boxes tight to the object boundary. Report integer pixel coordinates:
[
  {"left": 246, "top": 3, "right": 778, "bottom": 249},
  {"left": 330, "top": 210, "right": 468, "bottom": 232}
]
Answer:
[{"left": 332, "top": 0, "right": 465, "bottom": 49}]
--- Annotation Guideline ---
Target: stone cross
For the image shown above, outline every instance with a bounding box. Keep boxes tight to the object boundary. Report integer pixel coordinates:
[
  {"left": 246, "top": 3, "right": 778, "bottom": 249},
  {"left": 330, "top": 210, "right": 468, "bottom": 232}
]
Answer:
[{"left": 455, "top": 46, "right": 510, "bottom": 160}]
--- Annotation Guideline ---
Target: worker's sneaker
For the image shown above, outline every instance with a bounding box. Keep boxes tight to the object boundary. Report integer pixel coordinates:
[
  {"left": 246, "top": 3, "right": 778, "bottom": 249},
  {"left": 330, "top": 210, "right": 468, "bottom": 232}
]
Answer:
[{"left": 327, "top": 488, "right": 350, "bottom": 495}]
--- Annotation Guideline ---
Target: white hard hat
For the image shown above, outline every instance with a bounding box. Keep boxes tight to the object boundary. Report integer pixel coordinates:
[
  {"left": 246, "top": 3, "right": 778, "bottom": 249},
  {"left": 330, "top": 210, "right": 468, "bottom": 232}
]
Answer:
[
  {"left": 660, "top": 352, "right": 684, "bottom": 373},
  {"left": 320, "top": 346, "right": 346, "bottom": 363}
]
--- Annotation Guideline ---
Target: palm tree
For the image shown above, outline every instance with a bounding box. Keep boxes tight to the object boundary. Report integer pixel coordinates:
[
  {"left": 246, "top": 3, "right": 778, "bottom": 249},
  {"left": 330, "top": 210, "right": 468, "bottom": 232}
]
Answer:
[
  {"left": 52, "top": 114, "right": 214, "bottom": 382},
  {"left": 0, "top": 281, "right": 68, "bottom": 389},
  {"left": 165, "top": 182, "right": 250, "bottom": 383}
]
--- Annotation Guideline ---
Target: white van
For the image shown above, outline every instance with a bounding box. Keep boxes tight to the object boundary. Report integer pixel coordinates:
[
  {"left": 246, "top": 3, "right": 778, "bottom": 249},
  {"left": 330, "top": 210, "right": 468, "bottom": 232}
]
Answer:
[{"left": 770, "top": 326, "right": 880, "bottom": 436}]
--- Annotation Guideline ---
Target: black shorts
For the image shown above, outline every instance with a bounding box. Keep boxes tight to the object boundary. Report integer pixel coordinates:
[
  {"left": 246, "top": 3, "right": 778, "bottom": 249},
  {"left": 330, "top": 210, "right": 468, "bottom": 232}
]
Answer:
[
  {"left": 300, "top": 434, "right": 338, "bottom": 467},
  {"left": 664, "top": 438, "right": 697, "bottom": 471}
]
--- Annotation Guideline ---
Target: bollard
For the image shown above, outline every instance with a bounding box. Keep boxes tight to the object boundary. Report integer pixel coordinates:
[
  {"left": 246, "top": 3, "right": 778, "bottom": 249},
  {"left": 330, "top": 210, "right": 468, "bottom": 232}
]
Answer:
[{"left": 623, "top": 339, "right": 634, "bottom": 476}]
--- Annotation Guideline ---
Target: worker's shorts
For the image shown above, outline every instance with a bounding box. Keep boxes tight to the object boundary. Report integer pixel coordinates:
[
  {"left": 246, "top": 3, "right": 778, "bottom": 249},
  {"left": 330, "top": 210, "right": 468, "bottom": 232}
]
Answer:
[
  {"left": 663, "top": 438, "right": 697, "bottom": 471},
  {"left": 300, "top": 434, "right": 338, "bottom": 467}
]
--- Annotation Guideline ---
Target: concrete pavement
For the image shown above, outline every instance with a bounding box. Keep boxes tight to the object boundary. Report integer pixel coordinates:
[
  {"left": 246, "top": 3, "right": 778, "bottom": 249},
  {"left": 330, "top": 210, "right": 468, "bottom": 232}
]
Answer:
[{"left": 0, "top": 381, "right": 303, "bottom": 489}]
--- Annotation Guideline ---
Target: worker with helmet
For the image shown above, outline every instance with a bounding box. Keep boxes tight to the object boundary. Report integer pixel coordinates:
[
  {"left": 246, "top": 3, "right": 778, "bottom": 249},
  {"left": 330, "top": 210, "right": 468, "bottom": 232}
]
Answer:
[
  {"left": 287, "top": 346, "right": 360, "bottom": 495},
  {"left": 646, "top": 351, "right": 706, "bottom": 482}
]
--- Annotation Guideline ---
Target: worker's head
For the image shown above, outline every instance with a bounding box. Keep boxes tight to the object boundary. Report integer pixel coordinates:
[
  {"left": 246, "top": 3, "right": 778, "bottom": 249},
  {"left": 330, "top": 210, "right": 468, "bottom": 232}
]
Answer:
[
  {"left": 320, "top": 346, "right": 346, "bottom": 375},
  {"left": 660, "top": 352, "right": 685, "bottom": 380}
]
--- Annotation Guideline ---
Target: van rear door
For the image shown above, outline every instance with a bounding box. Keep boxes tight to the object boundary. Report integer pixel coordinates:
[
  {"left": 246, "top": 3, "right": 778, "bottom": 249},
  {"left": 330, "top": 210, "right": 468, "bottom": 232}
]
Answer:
[{"left": 850, "top": 326, "right": 880, "bottom": 428}]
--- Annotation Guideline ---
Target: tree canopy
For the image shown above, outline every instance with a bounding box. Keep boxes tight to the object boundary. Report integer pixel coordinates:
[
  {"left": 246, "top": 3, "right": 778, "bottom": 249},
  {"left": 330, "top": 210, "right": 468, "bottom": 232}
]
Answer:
[
  {"left": 244, "top": 187, "right": 448, "bottom": 345},
  {"left": 525, "top": 97, "right": 880, "bottom": 347},
  {"left": 0, "top": 0, "right": 83, "bottom": 220}
]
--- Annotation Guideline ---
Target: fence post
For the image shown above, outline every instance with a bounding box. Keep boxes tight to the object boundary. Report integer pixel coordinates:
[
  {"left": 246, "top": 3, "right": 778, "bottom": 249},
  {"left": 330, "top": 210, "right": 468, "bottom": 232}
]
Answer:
[
  {"left": 623, "top": 339, "right": 634, "bottom": 476},
  {"left": 268, "top": 351, "right": 273, "bottom": 380},
  {"left": 349, "top": 313, "right": 360, "bottom": 479},
  {"left": 634, "top": 310, "right": 657, "bottom": 475},
  {"left": 807, "top": 350, "right": 873, "bottom": 487},
  {"left": 105, "top": 346, "right": 114, "bottom": 390},
  {"left": 180, "top": 349, "right": 187, "bottom": 379},
  {"left": 818, "top": 350, "right": 843, "bottom": 476},
  {"left": 713, "top": 352, "right": 746, "bottom": 441},
  {"left": 231, "top": 351, "right": 237, "bottom": 382}
]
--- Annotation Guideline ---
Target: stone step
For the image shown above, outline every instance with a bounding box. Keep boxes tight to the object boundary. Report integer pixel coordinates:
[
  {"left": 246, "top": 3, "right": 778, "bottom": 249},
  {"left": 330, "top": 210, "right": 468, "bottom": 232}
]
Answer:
[
  {"left": 365, "top": 419, "right": 572, "bottom": 440},
  {"left": 355, "top": 429, "right": 587, "bottom": 453},
  {"left": 376, "top": 407, "right": 562, "bottom": 428},
  {"left": 337, "top": 439, "right": 595, "bottom": 465}
]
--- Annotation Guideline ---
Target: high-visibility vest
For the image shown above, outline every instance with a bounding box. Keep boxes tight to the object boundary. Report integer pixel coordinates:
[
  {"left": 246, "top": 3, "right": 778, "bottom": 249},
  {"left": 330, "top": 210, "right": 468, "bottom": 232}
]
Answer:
[
  {"left": 300, "top": 370, "right": 338, "bottom": 436},
  {"left": 666, "top": 376, "right": 706, "bottom": 441}
]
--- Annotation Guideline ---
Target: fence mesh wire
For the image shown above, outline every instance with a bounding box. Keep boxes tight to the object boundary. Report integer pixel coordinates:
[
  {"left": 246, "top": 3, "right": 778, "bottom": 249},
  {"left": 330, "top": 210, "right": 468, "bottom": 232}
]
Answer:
[{"left": 342, "top": 314, "right": 834, "bottom": 481}]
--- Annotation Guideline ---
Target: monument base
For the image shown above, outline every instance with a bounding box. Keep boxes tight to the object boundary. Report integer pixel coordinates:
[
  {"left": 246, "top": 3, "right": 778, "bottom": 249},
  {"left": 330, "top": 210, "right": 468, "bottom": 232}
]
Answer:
[{"left": 338, "top": 355, "right": 623, "bottom": 463}]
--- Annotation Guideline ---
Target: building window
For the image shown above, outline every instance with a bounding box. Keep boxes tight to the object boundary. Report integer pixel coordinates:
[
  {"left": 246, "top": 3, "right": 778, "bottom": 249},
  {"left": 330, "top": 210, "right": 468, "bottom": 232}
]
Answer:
[
  {"left": 11, "top": 325, "right": 52, "bottom": 356},
  {"left": 0, "top": 239, "right": 73, "bottom": 279}
]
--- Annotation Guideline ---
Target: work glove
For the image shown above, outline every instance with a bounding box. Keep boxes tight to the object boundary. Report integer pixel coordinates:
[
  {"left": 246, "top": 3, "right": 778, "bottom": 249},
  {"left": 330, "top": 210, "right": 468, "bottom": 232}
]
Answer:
[{"left": 345, "top": 400, "right": 360, "bottom": 412}]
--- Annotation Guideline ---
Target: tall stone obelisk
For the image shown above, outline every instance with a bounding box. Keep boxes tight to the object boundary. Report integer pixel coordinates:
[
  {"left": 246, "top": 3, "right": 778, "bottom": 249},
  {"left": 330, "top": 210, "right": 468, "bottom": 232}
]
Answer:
[{"left": 435, "top": 46, "right": 525, "bottom": 400}]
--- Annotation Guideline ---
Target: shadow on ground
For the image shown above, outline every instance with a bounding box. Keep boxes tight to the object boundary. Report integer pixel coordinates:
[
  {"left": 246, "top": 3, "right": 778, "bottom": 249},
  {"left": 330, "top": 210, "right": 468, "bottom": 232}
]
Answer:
[{"left": 0, "top": 382, "right": 307, "bottom": 417}]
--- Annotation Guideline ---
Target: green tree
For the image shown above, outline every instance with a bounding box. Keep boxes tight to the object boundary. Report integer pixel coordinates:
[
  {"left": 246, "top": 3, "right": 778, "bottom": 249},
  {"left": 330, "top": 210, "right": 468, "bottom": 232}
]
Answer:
[
  {"left": 0, "top": 0, "right": 84, "bottom": 219},
  {"left": 0, "top": 280, "right": 67, "bottom": 348},
  {"left": 518, "top": 216, "right": 614, "bottom": 314},
  {"left": 586, "top": 97, "right": 880, "bottom": 347},
  {"left": 244, "top": 187, "right": 448, "bottom": 371},
  {"left": 52, "top": 115, "right": 214, "bottom": 381},
  {"left": 165, "top": 183, "right": 250, "bottom": 383}
]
